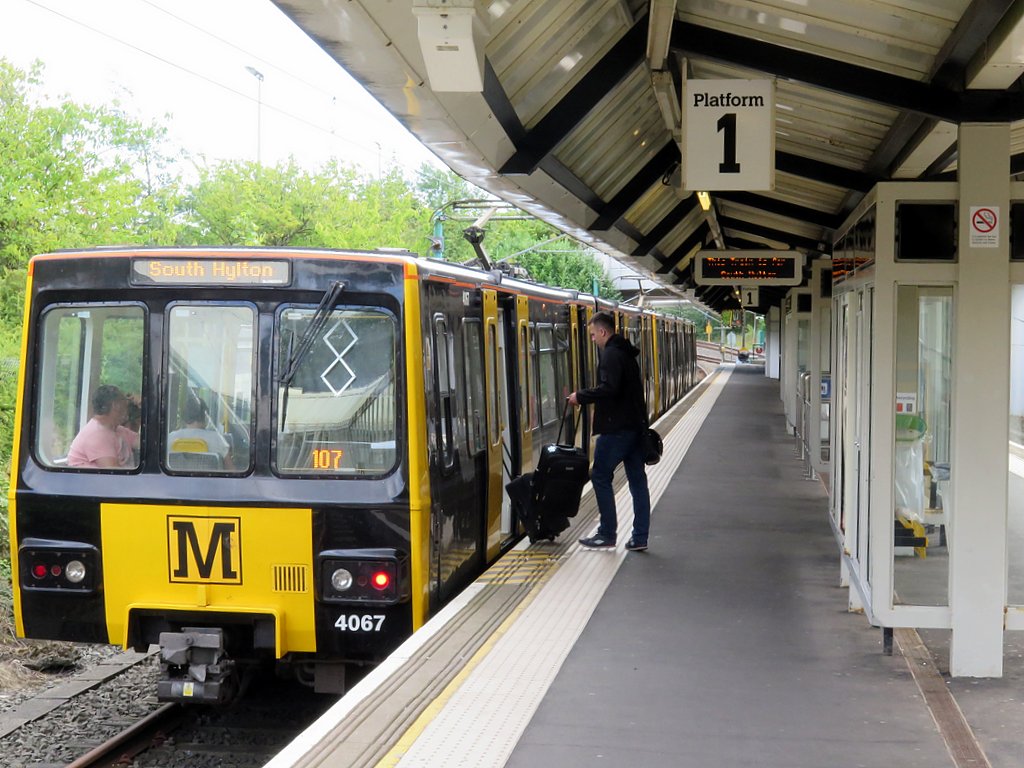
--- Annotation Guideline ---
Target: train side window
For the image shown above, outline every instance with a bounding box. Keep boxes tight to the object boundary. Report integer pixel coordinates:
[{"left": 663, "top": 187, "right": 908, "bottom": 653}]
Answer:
[
  {"left": 487, "top": 322, "right": 499, "bottom": 439},
  {"left": 537, "top": 324, "right": 556, "bottom": 426},
  {"left": 554, "top": 323, "right": 570, "bottom": 404},
  {"left": 433, "top": 313, "right": 456, "bottom": 470},
  {"left": 528, "top": 322, "right": 539, "bottom": 429},
  {"left": 518, "top": 324, "right": 530, "bottom": 430},
  {"left": 462, "top": 319, "right": 485, "bottom": 455},
  {"left": 35, "top": 304, "right": 144, "bottom": 470},
  {"left": 165, "top": 305, "right": 254, "bottom": 474},
  {"left": 275, "top": 305, "right": 398, "bottom": 476}
]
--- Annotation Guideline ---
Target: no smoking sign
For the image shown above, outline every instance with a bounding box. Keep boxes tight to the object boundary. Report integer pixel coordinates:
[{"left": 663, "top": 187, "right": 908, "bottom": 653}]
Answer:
[{"left": 969, "top": 205, "right": 1000, "bottom": 248}]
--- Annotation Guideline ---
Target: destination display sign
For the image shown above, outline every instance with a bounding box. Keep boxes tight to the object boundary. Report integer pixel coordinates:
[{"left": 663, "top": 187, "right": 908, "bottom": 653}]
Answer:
[
  {"left": 131, "top": 258, "right": 291, "bottom": 286},
  {"left": 694, "top": 250, "right": 803, "bottom": 286}
]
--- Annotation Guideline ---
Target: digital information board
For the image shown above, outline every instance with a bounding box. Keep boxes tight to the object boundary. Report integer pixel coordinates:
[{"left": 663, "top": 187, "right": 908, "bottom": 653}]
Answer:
[
  {"left": 694, "top": 250, "right": 803, "bottom": 286},
  {"left": 131, "top": 258, "right": 291, "bottom": 286}
]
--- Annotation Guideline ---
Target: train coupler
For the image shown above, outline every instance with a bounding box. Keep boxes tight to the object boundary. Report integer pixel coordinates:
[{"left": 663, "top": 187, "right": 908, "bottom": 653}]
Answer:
[{"left": 157, "top": 627, "right": 238, "bottom": 704}]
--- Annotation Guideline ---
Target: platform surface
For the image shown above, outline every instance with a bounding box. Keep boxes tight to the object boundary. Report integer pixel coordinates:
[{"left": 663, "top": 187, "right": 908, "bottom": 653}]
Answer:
[
  {"left": 273, "top": 366, "right": 1024, "bottom": 768},
  {"left": 504, "top": 366, "right": 982, "bottom": 767}
]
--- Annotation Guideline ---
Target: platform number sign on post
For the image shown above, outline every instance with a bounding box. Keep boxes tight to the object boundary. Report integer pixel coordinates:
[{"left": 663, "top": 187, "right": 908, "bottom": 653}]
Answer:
[{"left": 683, "top": 79, "right": 775, "bottom": 191}]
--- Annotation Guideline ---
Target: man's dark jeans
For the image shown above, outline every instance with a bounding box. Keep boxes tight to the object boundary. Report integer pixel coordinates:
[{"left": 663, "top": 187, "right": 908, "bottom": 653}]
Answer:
[{"left": 591, "top": 428, "right": 651, "bottom": 543}]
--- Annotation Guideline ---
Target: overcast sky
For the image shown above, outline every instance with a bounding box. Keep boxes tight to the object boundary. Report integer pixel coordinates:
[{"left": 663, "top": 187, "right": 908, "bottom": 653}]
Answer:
[{"left": 0, "top": 0, "right": 442, "bottom": 175}]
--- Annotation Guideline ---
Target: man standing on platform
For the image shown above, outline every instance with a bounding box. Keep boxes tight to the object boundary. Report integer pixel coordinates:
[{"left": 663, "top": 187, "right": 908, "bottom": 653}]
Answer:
[{"left": 568, "top": 310, "right": 651, "bottom": 551}]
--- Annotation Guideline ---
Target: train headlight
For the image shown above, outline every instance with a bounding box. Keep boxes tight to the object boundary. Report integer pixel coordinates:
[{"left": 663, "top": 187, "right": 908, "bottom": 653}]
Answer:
[
  {"left": 318, "top": 548, "right": 409, "bottom": 605},
  {"left": 65, "top": 560, "right": 87, "bottom": 584},
  {"left": 331, "top": 568, "right": 354, "bottom": 592},
  {"left": 19, "top": 539, "right": 98, "bottom": 593}
]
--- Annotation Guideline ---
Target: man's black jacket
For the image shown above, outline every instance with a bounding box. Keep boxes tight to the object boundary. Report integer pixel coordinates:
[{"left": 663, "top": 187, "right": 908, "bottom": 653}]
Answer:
[{"left": 575, "top": 334, "right": 646, "bottom": 434}]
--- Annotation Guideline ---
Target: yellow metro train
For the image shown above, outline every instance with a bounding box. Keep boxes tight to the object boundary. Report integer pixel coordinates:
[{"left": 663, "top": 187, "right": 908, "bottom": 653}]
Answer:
[{"left": 8, "top": 246, "right": 696, "bottom": 701}]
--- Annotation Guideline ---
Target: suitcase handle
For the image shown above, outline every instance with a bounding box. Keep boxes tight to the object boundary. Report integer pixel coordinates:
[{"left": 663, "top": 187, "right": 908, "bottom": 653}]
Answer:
[{"left": 556, "top": 400, "right": 577, "bottom": 445}]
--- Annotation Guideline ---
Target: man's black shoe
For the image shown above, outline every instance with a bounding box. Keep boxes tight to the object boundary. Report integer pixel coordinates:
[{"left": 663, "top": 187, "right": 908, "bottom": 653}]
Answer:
[
  {"left": 625, "top": 539, "right": 648, "bottom": 551},
  {"left": 579, "top": 535, "right": 616, "bottom": 549}
]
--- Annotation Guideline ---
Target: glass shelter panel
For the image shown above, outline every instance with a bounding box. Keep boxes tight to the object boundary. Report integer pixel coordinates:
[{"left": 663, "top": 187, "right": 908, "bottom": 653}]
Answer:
[
  {"left": 1008, "top": 287, "right": 1024, "bottom": 604},
  {"left": 892, "top": 286, "right": 952, "bottom": 607}
]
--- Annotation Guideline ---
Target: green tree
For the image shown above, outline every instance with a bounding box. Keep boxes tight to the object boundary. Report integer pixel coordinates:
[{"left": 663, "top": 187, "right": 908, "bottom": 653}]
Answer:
[
  {"left": 415, "top": 163, "right": 481, "bottom": 212},
  {"left": 181, "top": 159, "right": 431, "bottom": 252},
  {"left": 513, "top": 247, "right": 619, "bottom": 297},
  {"left": 0, "top": 59, "right": 182, "bottom": 269},
  {"left": 412, "top": 166, "right": 619, "bottom": 295},
  {"left": 0, "top": 59, "right": 181, "bottom": 515}
]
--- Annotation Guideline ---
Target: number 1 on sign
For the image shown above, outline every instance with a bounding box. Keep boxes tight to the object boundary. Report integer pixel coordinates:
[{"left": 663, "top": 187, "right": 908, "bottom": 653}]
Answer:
[{"left": 717, "top": 113, "right": 740, "bottom": 174}]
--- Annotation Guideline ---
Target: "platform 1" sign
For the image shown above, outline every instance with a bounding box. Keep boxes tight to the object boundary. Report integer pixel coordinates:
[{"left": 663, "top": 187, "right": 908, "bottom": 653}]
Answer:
[{"left": 683, "top": 79, "right": 775, "bottom": 192}]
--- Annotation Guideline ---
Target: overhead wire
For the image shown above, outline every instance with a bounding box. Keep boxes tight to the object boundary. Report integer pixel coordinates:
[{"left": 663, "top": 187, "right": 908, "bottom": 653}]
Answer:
[
  {"left": 139, "top": 0, "right": 364, "bottom": 108},
  {"left": 19, "top": 0, "right": 415, "bottom": 166}
]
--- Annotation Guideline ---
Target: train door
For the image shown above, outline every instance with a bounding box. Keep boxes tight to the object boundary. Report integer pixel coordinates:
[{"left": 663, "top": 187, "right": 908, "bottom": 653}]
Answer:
[
  {"left": 483, "top": 291, "right": 513, "bottom": 559},
  {"left": 426, "top": 299, "right": 480, "bottom": 603},
  {"left": 568, "top": 306, "right": 584, "bottom": 450},
  {"left": 482, "top": 296, "right": 518, "bottom": 559},
  {"left": 516, "top": 295, "right": 534, "bottom": 472}
]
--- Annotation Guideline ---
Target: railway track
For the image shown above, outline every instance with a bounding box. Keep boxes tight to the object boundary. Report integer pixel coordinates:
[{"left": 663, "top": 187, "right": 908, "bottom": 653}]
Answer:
[
  {"left": 66, "top": 703, "right": 184, "bottom": 767},
  {"left": 1, "top": 650, "right": 335, "bottom": 768},
  {"left": 696, "top": 340, "right": 740, "bottom": 365}
]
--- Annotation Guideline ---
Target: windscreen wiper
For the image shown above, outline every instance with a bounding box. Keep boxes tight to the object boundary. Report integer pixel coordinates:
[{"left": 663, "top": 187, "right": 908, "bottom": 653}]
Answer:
[{"left": 279, "top": 280, "right": 346, "bottom": 390}]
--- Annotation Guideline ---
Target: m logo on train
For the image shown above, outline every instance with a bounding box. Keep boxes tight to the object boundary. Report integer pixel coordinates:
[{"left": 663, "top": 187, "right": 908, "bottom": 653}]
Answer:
[{"left": 167, "top": 516, "right": 241, "bottom": 584}]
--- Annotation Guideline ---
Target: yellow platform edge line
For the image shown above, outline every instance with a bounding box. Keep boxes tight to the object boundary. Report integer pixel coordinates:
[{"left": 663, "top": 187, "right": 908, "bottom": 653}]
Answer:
[{"left": 374, "top": 581, "right": 546, "bottom": 768}]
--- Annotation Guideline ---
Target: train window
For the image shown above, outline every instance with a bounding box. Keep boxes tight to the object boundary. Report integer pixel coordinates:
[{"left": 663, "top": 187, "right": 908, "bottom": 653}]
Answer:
[
  {"left": 537, "top": 325, "right": 557, "bottom": 426},
  {"left": 165, "top": 305, "right": 254, "bottom": 473},
  {"left": 518, "top": 323, "right": 530, "bottom": 430},
  {"left": 528, "top": 323, "right": 539, "bottom": 429},
  {"left": 275, "top": 305, "right": 398, "bottom": 476},
  {"left": 487, "top": 322, "right": 499, "bottom": 439},
  {"left": 433, "top": 314, "right": 456, "bottom": 470},
  {"left": 35, "top": 304, "right": 144, "bottom": 469},
  {"left": 554, "top": 324, "right": 570, "bottom": 405},
  {"left": 462, "top": 319, "right": 486, "bottom": 455}
]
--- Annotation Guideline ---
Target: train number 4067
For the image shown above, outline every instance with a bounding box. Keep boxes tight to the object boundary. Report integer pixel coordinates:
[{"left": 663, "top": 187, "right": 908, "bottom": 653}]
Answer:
[{"left": 335, "top": 614, "right": 385, "bottom": 632}]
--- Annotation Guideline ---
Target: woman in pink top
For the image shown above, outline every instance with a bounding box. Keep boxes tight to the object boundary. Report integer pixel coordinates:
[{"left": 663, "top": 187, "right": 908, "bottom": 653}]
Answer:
[{"left": 67, "top": 385, "right": 140, "bottom": 469}]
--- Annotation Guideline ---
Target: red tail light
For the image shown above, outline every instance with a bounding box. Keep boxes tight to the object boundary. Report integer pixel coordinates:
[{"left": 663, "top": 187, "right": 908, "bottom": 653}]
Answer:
[{"left": 319, "top": 549, "right": 409, "bottom": 605}]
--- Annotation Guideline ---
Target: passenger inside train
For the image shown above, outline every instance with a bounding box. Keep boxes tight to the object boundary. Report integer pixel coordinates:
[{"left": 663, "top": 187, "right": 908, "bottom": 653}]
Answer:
[{"left": 66, "top": 385, "right": 140, "bottom": 470}]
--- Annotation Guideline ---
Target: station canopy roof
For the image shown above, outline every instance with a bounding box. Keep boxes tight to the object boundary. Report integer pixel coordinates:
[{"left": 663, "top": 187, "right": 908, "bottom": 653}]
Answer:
[{"left": 272, "top": 0, "right": 1024, "bottom": 313}]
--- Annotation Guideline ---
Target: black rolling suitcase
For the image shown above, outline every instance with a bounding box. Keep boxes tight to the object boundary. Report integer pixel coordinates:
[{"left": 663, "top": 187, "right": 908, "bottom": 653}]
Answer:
[{"left": 507, "top": 403, "right": 589, "bottom": 542}]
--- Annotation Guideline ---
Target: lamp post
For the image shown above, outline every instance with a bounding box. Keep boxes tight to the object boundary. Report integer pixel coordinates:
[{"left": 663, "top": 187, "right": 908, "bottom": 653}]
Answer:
[{"left": 244, "top": 66, "right": 264, "bottom": 164}]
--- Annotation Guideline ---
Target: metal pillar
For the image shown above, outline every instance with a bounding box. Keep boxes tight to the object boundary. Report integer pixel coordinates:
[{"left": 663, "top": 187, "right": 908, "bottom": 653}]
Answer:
[{"left": 950, "top": 123, "right": 1010, "bottom": 677}]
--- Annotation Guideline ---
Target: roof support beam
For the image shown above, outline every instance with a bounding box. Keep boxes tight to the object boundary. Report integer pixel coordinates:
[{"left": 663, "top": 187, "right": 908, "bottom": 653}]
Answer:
[
  {"left": 715, "top": 192, "right": 841, "bottom": 230},
  {"left": 776, "top": 152, "right": 878, "bottom": 193},
  {"left": 840, "top": 2, "right": 1016, "bottom": 216},
  {"left": 672, "top": 21, "right": 1024, "bottom": 122},
  {"left": 631, "top": 195, "right": 698, "bottom": 256},
  {"left": 935, "top": 0, "right": 1019, "bottom": 89},
  {"left": 718, "top": 216, "right": 828, "bottom": 254},
  {"left": 646, "top": 0, "right": 677, "bottom": 71},
  {"left": 591, "top": 142, "right": 680, "bottom": 230},
  {"left": 499, "top": 16, "right": 649, "bottom": 175},
  {"left": 654, "top": 221, "right": 709, "bottom": 274}
]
